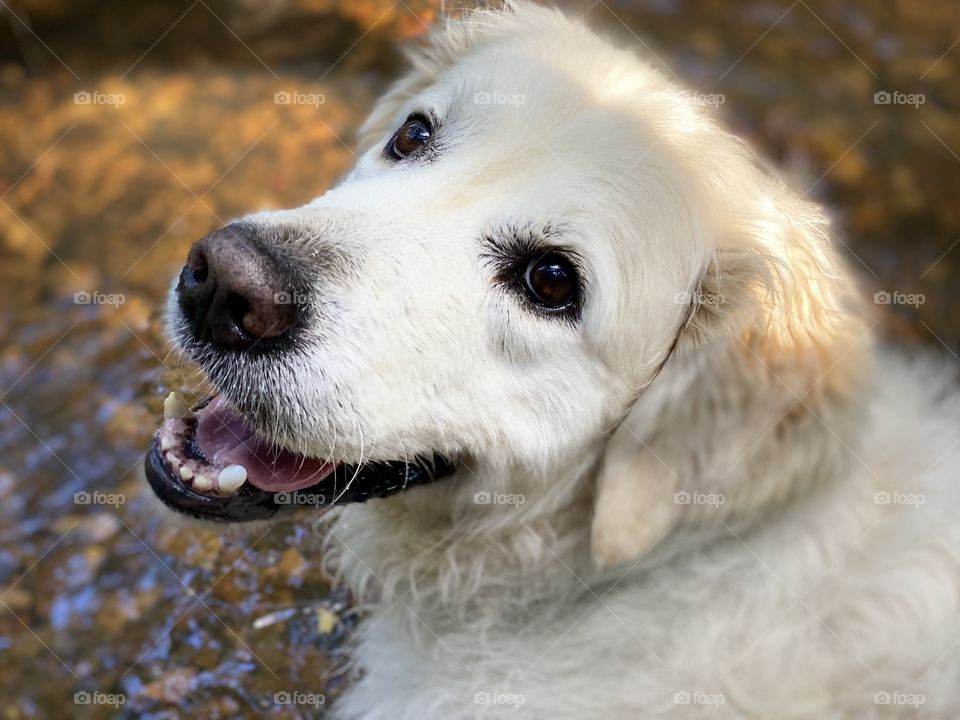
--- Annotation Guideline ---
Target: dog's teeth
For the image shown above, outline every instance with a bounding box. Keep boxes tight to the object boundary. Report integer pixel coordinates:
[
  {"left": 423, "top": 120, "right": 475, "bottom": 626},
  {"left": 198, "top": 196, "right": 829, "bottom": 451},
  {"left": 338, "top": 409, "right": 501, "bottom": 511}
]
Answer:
[
  {"left": 217, "top": 465, "right": 247, "bottom": 494},
  {"left": 163, "top": 391, "right": 192, "bottom": 420},
  {"left": 193, "top": 473, "right": 213, "bottom": 492},
  {"left": 165, "top": 451, "right": 181, "bottom": 470},
  {"left": 160, "top": 435, "right": 175, "bottom": 451},
  {"left": 179, "top": 465, "right": 194, "bottom": 481}
]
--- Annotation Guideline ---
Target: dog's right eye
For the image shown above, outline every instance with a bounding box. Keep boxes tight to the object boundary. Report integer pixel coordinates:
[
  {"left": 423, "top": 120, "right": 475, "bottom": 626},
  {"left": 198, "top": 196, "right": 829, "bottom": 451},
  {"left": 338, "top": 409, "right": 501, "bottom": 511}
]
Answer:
[
  {"left": 386, "top": 114, "right": 433, "bottom": 160},
  {"left": 482, "top": 229, "right": 584, "bottom": 321},
  {"left": 522, "top": 252, "right": 580, "bottom": 312}
]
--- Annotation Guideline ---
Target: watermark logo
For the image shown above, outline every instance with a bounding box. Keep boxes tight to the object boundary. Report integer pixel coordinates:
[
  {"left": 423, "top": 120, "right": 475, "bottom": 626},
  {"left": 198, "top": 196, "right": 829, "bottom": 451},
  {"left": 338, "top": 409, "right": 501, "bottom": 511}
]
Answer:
[
  {"left": 473, "top": 490, "right": 526, "bottom": 507},
  {"left": 682, "top": 91, "right": 726, "bottom": 108},
  {"left": 674, "top": 491, "right": 725, "bottom": 508},
  {"left": 873, "top": 491, "right": 925, "bottom": 508},
  {"left": 274, "top": 491, "right": 327, "bottom": 507},
  {"left": 874, "top": 691, "right": 925, "bottom": 707},
  {"left": 873, "top": 290, "right": 924, "bottom": 308},
  {"left": 473, "top": 91, "right": 525, "bottom": 107},
  {"left": 674, "top": 290, "right": 725, "bottom": 307},
  {"left": 74, "top": 490, "right": 125, "bottom": 508},
  {"left": 74, "top": 290, "right": 125, "bottom": 307},
  {"left": 873, "top": 91, "right": 925, "bottom": 108},
  {"left": 274, "top": 691, "right": 326, "bottom": 708},
  {"left": 274, "top": 91, "right": 326, "bottom": 108},
  {"left": 274, "top": 291, "right": 309, "bottom": 306},
  {"left": 473, "top": 690, "right": 526, "bottom": 708},
  {"left": 674, "top": 690, "right": 726, "bottom": 708},
  {"left": 74, "top": 90, "right": 125, "bottom": 107},
  {"left": 74, "top": 691, "right": 125, "bottom": 708}
]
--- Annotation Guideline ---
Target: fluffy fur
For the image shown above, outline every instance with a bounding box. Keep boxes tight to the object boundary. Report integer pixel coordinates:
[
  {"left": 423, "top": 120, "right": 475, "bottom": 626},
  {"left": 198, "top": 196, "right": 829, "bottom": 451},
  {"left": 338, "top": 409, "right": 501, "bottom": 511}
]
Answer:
[{"left": 169, "top": 3, "right": 960, "bottom": 717}]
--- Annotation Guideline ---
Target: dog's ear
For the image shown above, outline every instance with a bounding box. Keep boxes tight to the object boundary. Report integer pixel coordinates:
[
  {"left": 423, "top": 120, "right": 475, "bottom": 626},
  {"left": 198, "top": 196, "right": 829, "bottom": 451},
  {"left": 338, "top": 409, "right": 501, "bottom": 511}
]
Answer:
[{"left": 590, "top": 178, "right": 871, "bottom": 568}]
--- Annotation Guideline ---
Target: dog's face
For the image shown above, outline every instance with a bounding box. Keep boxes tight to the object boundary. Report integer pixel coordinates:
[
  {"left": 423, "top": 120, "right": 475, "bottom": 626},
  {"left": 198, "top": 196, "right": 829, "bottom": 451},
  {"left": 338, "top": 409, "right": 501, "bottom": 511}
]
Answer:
[
  {"left": 225, "top": 43, "right": 707, "bottom": 465},
  {"left": 148, "top": 4, "right": 860, "bottom": 574},
  {"left": 149, "top": 6, "right": 721, "bottom": 521}
]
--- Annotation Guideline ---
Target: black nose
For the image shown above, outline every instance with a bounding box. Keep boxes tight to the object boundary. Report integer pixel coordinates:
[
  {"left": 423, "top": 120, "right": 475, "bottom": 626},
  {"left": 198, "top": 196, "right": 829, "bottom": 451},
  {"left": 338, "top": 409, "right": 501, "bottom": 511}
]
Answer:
[{"left": 177, "top": 224, "right": 299, "bottom": 351}]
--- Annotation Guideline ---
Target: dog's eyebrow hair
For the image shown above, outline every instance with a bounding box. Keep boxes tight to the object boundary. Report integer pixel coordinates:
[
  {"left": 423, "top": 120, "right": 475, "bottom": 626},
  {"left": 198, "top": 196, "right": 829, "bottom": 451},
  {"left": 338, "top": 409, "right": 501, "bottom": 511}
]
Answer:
[
  {"left": 398, "top": 108, "right": 441, "bottom": 130},
  {"left": 479, "top": 222, "right": 573, "bottom": 256},
  {"left": 424, "top": 108, "right": 442, "bottom": 130}
]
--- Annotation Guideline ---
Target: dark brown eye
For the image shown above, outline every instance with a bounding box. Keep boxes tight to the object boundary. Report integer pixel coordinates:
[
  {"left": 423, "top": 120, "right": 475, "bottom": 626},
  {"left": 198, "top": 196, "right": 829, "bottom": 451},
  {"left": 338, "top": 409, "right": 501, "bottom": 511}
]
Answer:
[
  {"left": 523, "top": 252, "right": 578, "bottom": 309},
  {"left": 387, "top": 115, "right": 432, "bottom": 159}
]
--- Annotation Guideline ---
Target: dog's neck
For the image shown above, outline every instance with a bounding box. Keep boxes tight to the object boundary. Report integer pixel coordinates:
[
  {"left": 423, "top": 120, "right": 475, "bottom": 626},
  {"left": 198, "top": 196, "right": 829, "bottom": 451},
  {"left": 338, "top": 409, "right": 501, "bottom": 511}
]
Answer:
[
  {"left": 328, "top": 483, "right": 591, "bottom": 612},
  {"left": 327, "top": 326, "right": 873, "bottom": 629}
]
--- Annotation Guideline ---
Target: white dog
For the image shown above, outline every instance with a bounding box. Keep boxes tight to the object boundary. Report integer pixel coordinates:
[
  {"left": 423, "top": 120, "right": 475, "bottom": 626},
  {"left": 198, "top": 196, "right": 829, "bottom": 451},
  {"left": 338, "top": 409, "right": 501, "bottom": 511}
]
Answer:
[{"left": 147, "top": 2, "right": 960, "bottom": 717}]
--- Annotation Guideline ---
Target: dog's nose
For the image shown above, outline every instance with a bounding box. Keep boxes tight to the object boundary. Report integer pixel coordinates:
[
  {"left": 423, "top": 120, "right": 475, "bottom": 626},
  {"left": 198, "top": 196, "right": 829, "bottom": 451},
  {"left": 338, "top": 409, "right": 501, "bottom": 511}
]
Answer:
[{"left": 177, "top": 224, "right": 298, "bottom": 350}]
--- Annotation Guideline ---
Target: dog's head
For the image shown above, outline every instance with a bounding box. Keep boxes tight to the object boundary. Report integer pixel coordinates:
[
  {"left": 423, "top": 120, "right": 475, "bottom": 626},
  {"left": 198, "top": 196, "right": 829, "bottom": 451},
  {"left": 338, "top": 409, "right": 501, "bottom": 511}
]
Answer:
[{"left": 147, "top": 2, "right": 868, "bottom": 575}]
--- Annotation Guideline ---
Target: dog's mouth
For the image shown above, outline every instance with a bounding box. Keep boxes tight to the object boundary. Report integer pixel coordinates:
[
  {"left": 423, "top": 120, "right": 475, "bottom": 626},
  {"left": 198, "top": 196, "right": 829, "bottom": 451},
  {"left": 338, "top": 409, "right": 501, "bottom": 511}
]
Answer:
[{"left": 144, "top": 392, "right": 457, "bottom": 522}]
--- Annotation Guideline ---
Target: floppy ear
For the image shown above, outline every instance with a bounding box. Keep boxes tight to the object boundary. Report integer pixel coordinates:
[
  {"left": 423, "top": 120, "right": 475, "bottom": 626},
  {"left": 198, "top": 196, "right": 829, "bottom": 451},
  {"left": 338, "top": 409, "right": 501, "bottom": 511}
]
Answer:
[{"left": 590, "top": 180, "right": 871, "bottom": 568}]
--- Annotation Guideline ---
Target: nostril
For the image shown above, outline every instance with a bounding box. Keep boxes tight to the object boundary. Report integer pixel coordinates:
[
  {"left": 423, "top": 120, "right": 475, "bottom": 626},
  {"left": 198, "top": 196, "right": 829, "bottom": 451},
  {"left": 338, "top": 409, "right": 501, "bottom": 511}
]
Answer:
[
  {"left": 241, "top": 292, "right": 297, "bottom": 339},
  {"left": 224, "top": 293, "right": 251, "bottom": 336},
  {"left": 187, "top": 247, "right": 209, "bottom": 283},
  {"left": 177, "top": 243, "right": 215, "bottom": 335}
]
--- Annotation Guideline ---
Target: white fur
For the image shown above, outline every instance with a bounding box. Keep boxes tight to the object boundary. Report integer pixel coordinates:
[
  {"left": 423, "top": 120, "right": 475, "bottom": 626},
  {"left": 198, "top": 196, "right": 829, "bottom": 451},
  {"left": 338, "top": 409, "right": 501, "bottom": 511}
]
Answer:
[{"left": 174, "top": 3, "right": 960, "bottom": 717}]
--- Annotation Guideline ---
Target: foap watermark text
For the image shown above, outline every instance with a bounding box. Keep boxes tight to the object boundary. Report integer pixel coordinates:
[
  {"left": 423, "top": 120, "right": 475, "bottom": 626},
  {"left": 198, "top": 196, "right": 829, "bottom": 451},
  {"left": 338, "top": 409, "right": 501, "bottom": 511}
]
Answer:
[
  {"left": 874, "top": 491, "right": 925, "bottom": 508},
  {"left": 74, "top": 90, "right": 125, "bottom": 107},
  {"left": 74, "top": 490, "right": 125, "bottom": 508},
  {"left": 474, "top": 490, "right": 525, "bottom": 507},
  {"left": 674, "top": 691, "right": 726, "bottom": 708},
  {"left": 274, "top": 690, "right": 326, "bottom": 708},
  {"left": 274, "top": 91, "right": 326, "bottom": 108},
  {"left": 674, "top": 491, "right": 725, "bottom": 508},
  {"left": 873, "top": 90, "right": 925, "bottom": 108},
  {"left": 874, "top": 290, "right": 924, "bottom": 308},
  {"left": 75, "top": 290, "right": 125, "bottom": 307},
  {"left": 474, "top": 90, "right": 525, "bottom": 107},
  {"left": 474, "top": 690, "right": 526, "bottom": 708}
]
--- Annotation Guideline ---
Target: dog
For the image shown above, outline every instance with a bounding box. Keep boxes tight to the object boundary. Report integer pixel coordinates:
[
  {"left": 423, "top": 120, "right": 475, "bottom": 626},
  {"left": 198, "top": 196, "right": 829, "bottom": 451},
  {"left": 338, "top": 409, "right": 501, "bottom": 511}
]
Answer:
[{"left": 145, "top": 2, "right": 960, "bottom": 717}]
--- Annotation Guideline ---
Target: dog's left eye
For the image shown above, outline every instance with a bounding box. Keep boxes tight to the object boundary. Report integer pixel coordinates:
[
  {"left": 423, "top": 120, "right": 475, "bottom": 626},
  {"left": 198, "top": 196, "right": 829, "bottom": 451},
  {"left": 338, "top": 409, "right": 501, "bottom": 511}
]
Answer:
[
  {"left": 523, "top": 252, "right": 579, "bottom": 310},
  {"left": 386, "top": 114, "right": 432, "bottom": 160}
]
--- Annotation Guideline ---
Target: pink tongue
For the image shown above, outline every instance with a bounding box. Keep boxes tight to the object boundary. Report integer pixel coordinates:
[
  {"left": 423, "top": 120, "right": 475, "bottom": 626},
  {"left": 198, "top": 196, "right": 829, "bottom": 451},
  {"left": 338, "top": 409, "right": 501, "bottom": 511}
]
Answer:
[{"left": 194, "top": 397, "right": 335, "bottom": 492}]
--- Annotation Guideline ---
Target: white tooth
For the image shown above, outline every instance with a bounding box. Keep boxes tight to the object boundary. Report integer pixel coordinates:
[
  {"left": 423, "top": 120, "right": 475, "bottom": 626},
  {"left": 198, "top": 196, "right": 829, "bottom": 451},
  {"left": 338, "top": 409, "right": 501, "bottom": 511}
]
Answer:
[
  {"left": 160, "top": 435, "right": 175, "bottom": 451},
  {"left": 163, "top": 391, "right": 192, "bottom": 420},
  {"left": 217, "top": 464, "right": 248, "bottom": 494},
  {"left": 193, "top": 473, "right": 213, "bottom": 492},
  {"left": 179, "top": 465, "right": 194, "bottom": 481},
  {"left": 165, "top": 452, "right": 181, "bottom": 470}
]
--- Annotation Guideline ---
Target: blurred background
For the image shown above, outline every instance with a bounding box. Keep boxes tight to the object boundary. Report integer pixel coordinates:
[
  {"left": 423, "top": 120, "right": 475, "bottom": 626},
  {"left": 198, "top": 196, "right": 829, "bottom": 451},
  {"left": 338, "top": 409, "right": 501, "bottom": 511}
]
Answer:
[{"left": 1, "top": 0, "right": 958, "bottom": 716}]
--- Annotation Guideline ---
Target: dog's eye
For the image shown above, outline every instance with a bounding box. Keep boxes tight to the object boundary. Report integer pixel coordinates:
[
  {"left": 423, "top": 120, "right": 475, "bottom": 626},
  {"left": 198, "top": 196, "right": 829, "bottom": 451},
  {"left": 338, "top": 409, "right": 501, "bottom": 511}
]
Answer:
[
  {"left": 387, "top": 114, "right": 432, "bottom": 159},
  {"left": 523, "top": 252, "right": 579, "bottom": 309}
]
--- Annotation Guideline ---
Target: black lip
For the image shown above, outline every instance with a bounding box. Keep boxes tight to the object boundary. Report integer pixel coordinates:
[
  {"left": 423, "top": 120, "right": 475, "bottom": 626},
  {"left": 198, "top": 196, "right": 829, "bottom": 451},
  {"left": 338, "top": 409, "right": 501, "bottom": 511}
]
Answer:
[{"left": 144, "top": 438, "right": 457, "bottom": 522}]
